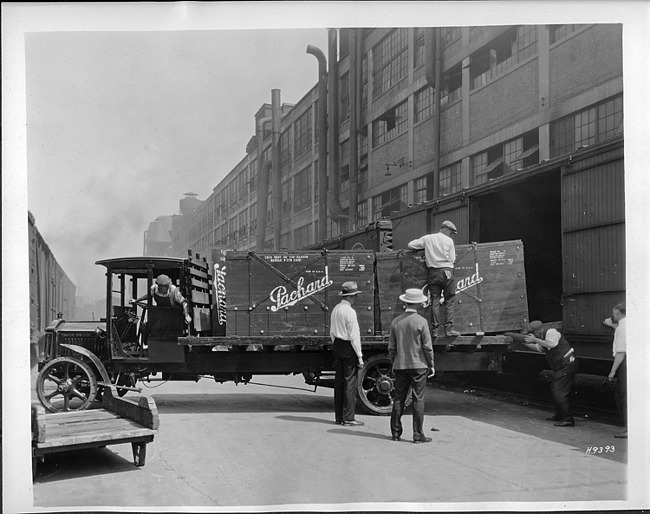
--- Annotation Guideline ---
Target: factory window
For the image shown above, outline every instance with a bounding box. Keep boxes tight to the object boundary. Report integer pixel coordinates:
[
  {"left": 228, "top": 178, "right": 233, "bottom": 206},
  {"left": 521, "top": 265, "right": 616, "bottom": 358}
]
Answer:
[
  {"left": 472, "top": 130, "right": 539, "bottom": 185},
  {"left": 358, "top": 134, "right": 369, "bottom": 192},
  {"left": 294, "top": 109, "right": 312, "bottom": 158},
  {"left": 238, "top": 210, "right": 248, "bottom": 239},
  {"left": 550, "top": 24, "right": 585, "bottom": 44},
  {"left": 550, "top": 94, "right": 623, "bottom": 157},
  {"left": 372, "top": 184, "right": 407, "bottom": 220},
  {"left": 340, "top": 72, "right": 350, "bottom": 122},
  {"left": 294, "top": 166, "right": 311, "bottom": 214},
  {"left": 249, "top": 205, "right": 257, "bottom": 237},
  {"left": 439, "top": 162, "right": 462, "bottom": 196},
  {"left": 294, "top": 224, "right": 311, "bottom": 249},
  {"left": 340, "top": 139, "right": 350, "bottom": 190},
  {"left": 313, "top": 163, "right": 319, "bottom": 204},
  {"left": 414, "top": 28, "right": 425, "bottom": 69},
  {"left": 415, "top": 86, "right": 435, "bottom": 123},
  {"left": 281, "top": 180, "right": 291, "bottom": 219},
  {"left": 470, "top": 26, "right": 538, "bottom": 90},
  {"left": 440, "top": 63, "right": 462, "bottom": 106},
  {"left": 442, "top": 27, "right": 461, "bottom": 47},
  {"left": 361, "top": 57, "right": 368, "bottom": 126},
  {"left": 372, "top": 101, "right": 408, "bottom": 147},
  {"left": 281, "top": 129, "right": 291, "bottom": 171},
  {"left": 228, "top": 218, "right": 237, "bottom": 245},
  {"left": 357, "top": 200, "right": 368, "bottom": 228},
  {"left": 414, "top": 176, "right": 428, "bottom": 203},
  {"left": 248, "top": 160, "right": 257, "bottom": 194},
  {"left": 373, "top": 28, "right": 409, "bottom": 97}
]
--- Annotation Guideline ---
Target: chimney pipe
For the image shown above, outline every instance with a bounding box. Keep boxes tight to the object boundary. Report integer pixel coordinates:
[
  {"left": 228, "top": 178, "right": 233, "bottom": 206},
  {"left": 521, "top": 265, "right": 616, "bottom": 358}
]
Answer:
[
  {"left": 271, "top": 89, "right": 282, "bottom": 250},
  {"left": 327, "top": 29, "right": 345, "bottom": 227},
  {"left": 425, "top": 28, "right": 442, "bottom": 201},
  {"left": 348, "top": 28, "right": 360, "bottom": 230},
  {"left": 255, "top": 115, "right": 272, "bottom": 251},
  {"left": 307, "top": 44, "right": 329, "bottom": 242}
]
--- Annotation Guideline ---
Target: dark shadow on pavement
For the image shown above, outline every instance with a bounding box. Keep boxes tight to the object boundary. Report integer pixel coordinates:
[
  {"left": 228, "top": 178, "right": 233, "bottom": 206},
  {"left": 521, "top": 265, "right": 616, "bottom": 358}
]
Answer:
[
  {"left": 33, "top": 447, "right": 139, "bottom": 484},
  {"left": 327, "top": 428, "right": 393, "bottom": 440},
  {"left": 276, "top": 415, "right": 335, "bottom": 424},
  {"left": 151, "top": 392, "right": 332, "bottom": 414}
]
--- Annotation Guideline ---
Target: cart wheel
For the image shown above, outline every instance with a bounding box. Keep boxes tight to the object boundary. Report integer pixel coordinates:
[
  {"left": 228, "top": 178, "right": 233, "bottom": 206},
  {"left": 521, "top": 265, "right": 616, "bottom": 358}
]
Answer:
[
  {"left": 132, "top": 442, "right": 147, "bottom": 466},
  {"left": 36, "top": 356, "right": 98, "bottom": 413},
  {"left": 357, "top": 354, "right": 412, "bottom": 415}
]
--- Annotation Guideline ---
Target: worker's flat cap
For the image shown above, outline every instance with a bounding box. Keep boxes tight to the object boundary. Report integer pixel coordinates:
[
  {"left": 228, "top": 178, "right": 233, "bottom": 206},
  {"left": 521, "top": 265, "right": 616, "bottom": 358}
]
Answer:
[{"left": 441, "top": 220, "right": 457, "bottom": 233}]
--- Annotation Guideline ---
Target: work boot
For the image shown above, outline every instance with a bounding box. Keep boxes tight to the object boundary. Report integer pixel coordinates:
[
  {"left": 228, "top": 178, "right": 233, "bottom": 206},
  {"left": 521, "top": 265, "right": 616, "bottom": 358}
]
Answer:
[
  {"left": 445, "top": 327, "right": 460, "bottom": 337},
  {"left": 431, "top": 327, "right": 440, "bottom": 338}
]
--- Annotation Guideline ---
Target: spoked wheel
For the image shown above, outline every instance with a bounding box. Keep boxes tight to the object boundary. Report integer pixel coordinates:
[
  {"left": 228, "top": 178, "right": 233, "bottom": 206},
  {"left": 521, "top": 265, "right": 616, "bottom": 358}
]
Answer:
[
  {"left": 36, "top": 356, "right": 98, "bottom": 413},
  {"left": 357, "top": 354, "right": 412, "bottom": 415}
]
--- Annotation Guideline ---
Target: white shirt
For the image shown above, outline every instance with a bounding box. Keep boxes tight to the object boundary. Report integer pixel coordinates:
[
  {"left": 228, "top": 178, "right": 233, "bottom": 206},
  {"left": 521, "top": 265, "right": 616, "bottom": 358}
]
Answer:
[
  {"left": 408, "top": 232, "right": 456, "bottom": 268},
  {"left": 613, "top": 317, "right": 627, "bottom": 355},
  {"left": 329, "top": 299, "right": 362, "bottom": 358}
]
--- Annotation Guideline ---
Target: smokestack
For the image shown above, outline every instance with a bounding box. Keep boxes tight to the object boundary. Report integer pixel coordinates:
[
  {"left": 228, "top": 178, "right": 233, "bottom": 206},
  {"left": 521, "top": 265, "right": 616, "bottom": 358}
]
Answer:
[
  {"left": 255, "top": 116, "right": 272, "bottom": 251},
  {"left": 307, "top": 44, "right": 329, "bottom": 242},
  {"left": 271, "top": 89, "right": 282, "bottom": 250},
  {"left": 327, "top": 29, "right": 345, "bottom": 226},
  {"left": 348, "top": 28, "right": 360, "bottom": 230}
]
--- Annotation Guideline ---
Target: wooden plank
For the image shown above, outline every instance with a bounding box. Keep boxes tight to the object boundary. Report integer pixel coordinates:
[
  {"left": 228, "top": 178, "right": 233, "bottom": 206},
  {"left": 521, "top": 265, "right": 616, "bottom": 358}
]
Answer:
[
  {"left": 190, "top": 277, "right": 211, "bottom": 289},
  {"left": 191, "top": 290, "right": 210, "bottom": 304},
  {"left": 36, "top": 427, "right": 155, "bottom": 449},
  {"left": 189, "top": 267, "right": 209, "bottom": 280},
  {"left": 102, "top": 390, "right": 159, "bottom": 430}
]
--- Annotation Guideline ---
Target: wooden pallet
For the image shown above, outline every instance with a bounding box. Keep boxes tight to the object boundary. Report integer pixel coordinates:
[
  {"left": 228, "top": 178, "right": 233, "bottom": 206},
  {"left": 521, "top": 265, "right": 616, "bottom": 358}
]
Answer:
[{"left": 32, "top": 389, "right": 159, "bottom": 477}]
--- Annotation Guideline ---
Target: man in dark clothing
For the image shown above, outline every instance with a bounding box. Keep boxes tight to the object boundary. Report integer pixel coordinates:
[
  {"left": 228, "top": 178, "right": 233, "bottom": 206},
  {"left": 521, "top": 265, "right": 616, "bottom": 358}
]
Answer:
[
  {"left": 389, "top": 288, "right": 435, "bottom": 443},
  {"left": 521, "top": 320, "right": 578, "bottom": 427}
]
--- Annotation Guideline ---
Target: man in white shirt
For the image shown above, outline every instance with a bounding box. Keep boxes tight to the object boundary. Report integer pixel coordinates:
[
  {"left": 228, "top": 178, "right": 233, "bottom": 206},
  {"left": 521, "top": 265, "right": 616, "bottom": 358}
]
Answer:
[
  {"left": 603, "top": 302, "right": 627, "bottom": 438},
  {"left": 330, "top": 281, "right": 364, "bottom": 426},
  {"left": 408, "top": 220, "right": 460, "bottom": 337}
]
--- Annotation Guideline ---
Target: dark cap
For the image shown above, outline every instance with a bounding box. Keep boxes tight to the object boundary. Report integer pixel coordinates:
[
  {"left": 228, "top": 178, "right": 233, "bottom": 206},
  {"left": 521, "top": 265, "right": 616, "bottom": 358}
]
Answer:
[
  {"left": 441, "top": 220, "right": 457, "bottom": 234},
  {"left": 339, "top": 281, "right": 360, "bottom": 296},
  {"left": 522, "top": 320, "right": 543, "bottom": 334}
]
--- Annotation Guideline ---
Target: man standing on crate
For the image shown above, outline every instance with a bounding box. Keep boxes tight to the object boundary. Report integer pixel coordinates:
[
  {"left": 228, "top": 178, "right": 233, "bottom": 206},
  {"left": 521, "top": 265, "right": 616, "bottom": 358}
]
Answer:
[
  {"left": 330, "top": 281, "right": 364, "bottom": 426},
  {"left": 408, "top": 220, "right": 460, "bottom": 337}
]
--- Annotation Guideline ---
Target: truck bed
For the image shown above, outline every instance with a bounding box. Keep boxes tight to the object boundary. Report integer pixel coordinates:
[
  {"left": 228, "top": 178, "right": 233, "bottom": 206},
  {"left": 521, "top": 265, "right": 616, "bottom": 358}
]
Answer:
[{"left": 32, "top": 389, "right": 159, "bottom": 476}]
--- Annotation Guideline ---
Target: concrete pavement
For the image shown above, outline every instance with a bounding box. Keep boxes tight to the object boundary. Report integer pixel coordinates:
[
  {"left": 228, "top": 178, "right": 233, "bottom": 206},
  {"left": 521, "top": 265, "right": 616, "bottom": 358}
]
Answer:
[{"left": 31, "top": 375, "right": 632, "bottom": 510}]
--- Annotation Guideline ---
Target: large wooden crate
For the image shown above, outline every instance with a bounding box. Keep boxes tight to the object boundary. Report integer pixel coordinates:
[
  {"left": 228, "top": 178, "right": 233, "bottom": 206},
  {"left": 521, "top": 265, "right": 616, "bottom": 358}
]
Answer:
[
  {"left": 375, "top": 240, "right": 529, "bottom": 335},
  {"left": 225, "top": 250, "right": 375, "bottom": 337}
]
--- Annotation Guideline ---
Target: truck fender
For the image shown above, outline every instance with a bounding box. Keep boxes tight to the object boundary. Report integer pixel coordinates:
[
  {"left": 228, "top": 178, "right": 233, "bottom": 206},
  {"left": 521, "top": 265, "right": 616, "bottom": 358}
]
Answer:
[{"left": 60, "top": 343, "right": 116, "bottom": 393}]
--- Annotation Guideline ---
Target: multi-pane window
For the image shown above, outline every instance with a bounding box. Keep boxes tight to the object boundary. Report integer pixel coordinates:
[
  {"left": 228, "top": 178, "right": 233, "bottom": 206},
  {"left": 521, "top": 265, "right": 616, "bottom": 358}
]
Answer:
[
  {"left": 372, "top": 184, "right": 408, "bottom": 220},
  {"left": 238, "top": 210, "right": 248, "bottom": 239},
  {"left": 439, "top": 162, "right": 462, "bottom": 196},
  {"left": 357, "top": 200, "right": 368, "bottom": 228},
  {"left": 340, "top": 139, "right": 350, "bottom": 189},
  {"left": 471, "top": 26, "right": 538, "bottom": 90},
  {"left": 414, "top": 177, "right": 428, "bottom": 203},
  {"left": 281, "top": 180, "right": 291, "bottom": 219},
  {"left": 503, "top": 138, "right": 523, "bottom": 170},
  {"left": 228, "top": 218, "right": 237, "bottom": 245},
  {"left": 414, "top": 28, "right": 425, "bottom": 68},
  {"left": 442, "top": 27, "right": 461, "bottom": 47},
  {"left": 373, "top": 29, "right": 409, "bottom": 97},
  {"left": 361, "top": 57, "right": 368, "bottom": 126},
  {"left": 280, "top": 130, "right": 291, "bottom": 171},
  {"left": 293, "top": 166, "right": 311, "bottom": 213},
  {"left": 471, "top": 151, "right": 490, "bottom": 186},
  {"left": 249, "top": 204, "right": 257, "bottom": 237},
  {"left": 415, "top": 87, "right": 435, "bottom": 123},
  {"left": 441, "top": 63, "right": 462, "bottom": 106},
  {"left": 313, "top": 163, "right": 319, "bottom": 204},
  {"left": 294, "top": 224, "right": 311, "bottom": 249},
  {"left": 249, "top": 160, "right": 257, "bottom": 193},
  {"left": 340, "top": 72, "right": 350, "bottom": 122},
  {"left": 372, "top": 101, "right": 408, "bottom": 147},
  {"left": 314, "top": 102, "right": 319, "bottom": 145},
  {"left": 550, "top": 24, "right": 584, "bottom": 44},
  {"left": 550, "top": 95, "right": 623, "bottom": 157},
  {"left": 294, "top": 109, "right": 312, "bottom": 158},
  {"left": 229, "top": 179, "right": 238, "bottom": 207}
]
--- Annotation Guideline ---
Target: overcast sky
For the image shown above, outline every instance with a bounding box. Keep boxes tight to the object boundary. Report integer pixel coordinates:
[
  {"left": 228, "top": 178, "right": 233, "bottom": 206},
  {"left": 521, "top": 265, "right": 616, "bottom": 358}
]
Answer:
[
  {"left": 3, "top": 2, "right": 650, "bottom": 511},
  {"left": 25, "top": 27, "right": 328, "bottom": 301}
]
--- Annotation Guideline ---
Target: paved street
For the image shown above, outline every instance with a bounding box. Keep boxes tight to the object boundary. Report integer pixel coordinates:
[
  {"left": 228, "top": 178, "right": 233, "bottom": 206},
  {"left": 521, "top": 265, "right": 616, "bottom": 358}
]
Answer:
[{"left": 31, "top": 374, "right": 630, "bottom": 510}]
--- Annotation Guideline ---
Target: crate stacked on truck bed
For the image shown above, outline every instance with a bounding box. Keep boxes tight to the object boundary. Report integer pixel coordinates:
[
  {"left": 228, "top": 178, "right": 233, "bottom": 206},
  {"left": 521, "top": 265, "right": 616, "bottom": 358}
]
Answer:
[{"left": 219, "top": 240, "right": 528, "bottom": 339}]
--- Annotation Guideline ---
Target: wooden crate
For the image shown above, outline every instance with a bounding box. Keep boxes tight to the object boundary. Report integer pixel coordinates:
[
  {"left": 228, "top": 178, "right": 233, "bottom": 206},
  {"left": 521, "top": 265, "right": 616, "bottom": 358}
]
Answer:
[
  {"left": 226, "top": 250, "right": 375, "bottom": 337},
  {"left": 376, "top": 240, "right": 529, "bottom": 335}
]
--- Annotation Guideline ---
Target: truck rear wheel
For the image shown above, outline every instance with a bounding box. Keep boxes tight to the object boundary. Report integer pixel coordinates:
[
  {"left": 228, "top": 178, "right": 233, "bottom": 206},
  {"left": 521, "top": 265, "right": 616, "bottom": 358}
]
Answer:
[
  {"left": 36, "top": 356, "right": 98, "bottom": 413},
  {"left": 357, "top": 354, "right": 411, "bottom": 415}
]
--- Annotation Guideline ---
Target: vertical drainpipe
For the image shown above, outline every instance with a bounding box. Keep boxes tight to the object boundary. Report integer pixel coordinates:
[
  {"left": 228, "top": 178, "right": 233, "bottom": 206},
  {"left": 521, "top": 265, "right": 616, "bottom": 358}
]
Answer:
[
  {"left": 327, "top": 28, "right": 345, "bottom": 227},
  {"left": 255, "top": 116, "right": 272, "bottom": 251},
  {"left": 348, "top": 28, "right": 359, "bottom": 230},
  {"left": 425, "top": 28, "right": 442, "bottom": 202},
  {"left": 271, "top": 89, "right": 282, "bottom": 250},
  {"left": 306, "top": 44, "right": 329, "bottom": 242}
]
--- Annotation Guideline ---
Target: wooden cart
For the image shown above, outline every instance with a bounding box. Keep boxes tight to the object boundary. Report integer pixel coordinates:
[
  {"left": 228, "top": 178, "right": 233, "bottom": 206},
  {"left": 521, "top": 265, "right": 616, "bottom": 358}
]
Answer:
[{"left": 31, "top": 389, "right": 159, "bottom": 477}]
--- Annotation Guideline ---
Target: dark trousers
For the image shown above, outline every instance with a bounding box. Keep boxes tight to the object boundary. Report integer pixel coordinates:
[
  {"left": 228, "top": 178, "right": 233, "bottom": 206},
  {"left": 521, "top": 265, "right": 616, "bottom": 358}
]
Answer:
[
  {"left": 615, "top": 358, "right": 627, "bottom": 428},
  {"left": 550, "top": 360, "right": 578, "bottom": 421},
  {"left": 390, "top": 368, "right": 428, "bottom": 439},
  {"left": 333, "top": 338, "right": 358, "bottom": 422},
  {"left": 426, "top": 267, "right": 456, "bottom": 330}
]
